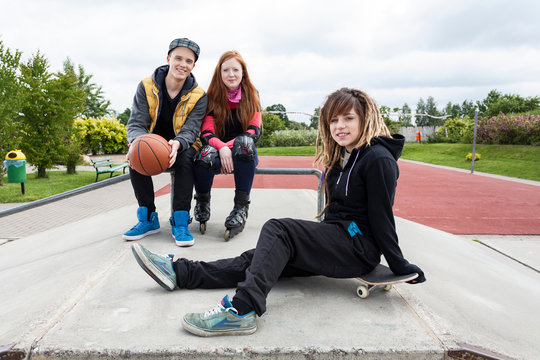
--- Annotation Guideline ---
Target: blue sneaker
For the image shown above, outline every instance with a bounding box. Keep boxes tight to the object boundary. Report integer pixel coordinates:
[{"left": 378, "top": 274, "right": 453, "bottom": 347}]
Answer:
[
  {"left": 123, "top": 207, "right": 160, "bottom": 240},
  {"left": 182, "top": 295, "right": 257, "bottom": 337},
  {"left": 131, "top": 243, "right": 176, "bottom": 291},
  {"left": 170, "top": 210, "right": 194, "bottom": 247}
]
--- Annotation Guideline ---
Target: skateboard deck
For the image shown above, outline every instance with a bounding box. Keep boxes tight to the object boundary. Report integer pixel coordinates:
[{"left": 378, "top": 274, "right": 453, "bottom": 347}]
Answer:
[{"left": 355, "top": 264, "right": 418, "bottom": 298}]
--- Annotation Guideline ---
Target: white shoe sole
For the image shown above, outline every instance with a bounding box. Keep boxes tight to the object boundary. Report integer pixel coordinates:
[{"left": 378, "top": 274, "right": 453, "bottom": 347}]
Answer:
[
  {"left": 174, "top": 235, "right": 195, "bottom": 247},
  {"left": 182, "top": 316, "right": 257, "bottom": 337},
  {"left": 131, "top": 243, "right": 175, "bottom": 291},
  {"left": 123, "top": 228, "right": 160, "bottom": 241}
]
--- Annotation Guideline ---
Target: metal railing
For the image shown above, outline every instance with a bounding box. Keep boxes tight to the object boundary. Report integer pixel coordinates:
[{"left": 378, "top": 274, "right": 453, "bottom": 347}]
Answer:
[
  {"left": 254, "top": 168, "right": 324, "bottom": 215},
  {"left": 1, "top": 168, "right": 325, "bottom": 219}
]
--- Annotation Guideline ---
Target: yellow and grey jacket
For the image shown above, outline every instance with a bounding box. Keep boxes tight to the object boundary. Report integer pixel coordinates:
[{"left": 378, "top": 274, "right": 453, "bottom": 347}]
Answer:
[{"left": 126, "top": 65, "right": 207, "bottom": 152}]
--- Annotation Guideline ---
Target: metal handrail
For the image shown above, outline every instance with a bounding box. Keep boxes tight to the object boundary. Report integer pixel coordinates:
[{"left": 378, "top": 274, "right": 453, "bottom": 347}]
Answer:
[
  {"left": 1, "top": 168, "right": 325, "bottom": 219},
  {"left": 255, "top": 167, "right": 324, "bottom": 216}
]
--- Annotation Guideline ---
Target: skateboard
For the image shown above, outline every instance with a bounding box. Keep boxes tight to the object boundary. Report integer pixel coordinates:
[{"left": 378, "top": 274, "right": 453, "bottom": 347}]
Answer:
[{"left": 355, "top": 264, "right": 418, "bottom": 298}]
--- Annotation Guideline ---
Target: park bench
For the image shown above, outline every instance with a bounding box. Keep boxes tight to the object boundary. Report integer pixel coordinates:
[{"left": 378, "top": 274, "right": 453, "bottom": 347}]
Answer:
[{"left": 90, "top": 157, "right": 129, "bottom": 182}]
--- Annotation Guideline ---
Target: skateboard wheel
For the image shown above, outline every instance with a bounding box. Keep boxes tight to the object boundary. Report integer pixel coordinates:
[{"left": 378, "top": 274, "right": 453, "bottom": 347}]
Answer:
[
  {"left": 200, "top": 222, "right": 206, "bottom": 234},
  {"left": 356, "top": 285, "right": 369, "bottom": 298},
  {"left": 384, "top": 284, "right": 392, "bottom": 291},
  {"left": 224, "top": 229, "right": 231, "bottom": 242}
]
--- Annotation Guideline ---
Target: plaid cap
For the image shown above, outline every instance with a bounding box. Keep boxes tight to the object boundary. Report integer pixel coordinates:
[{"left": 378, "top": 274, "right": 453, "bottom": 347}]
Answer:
[{"left": 168, "top": 38, "right": 200, "bottom": 61}]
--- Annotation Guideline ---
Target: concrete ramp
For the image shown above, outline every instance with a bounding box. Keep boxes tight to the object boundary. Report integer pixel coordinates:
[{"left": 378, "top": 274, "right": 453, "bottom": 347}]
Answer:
[{"left": 0, "top": 184, "right": 538, "bottom": 359}]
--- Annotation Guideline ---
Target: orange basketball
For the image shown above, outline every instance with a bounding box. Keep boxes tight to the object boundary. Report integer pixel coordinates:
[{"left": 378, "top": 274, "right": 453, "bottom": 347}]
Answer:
[{"left": 128, "top": 134, "right": 171, "bottom": 176}]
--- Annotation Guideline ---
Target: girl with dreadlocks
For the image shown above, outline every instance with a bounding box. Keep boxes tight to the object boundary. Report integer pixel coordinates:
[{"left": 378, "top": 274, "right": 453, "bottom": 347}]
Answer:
[{"left": 131, "top": 88, "right": 426, "bottom": 336}]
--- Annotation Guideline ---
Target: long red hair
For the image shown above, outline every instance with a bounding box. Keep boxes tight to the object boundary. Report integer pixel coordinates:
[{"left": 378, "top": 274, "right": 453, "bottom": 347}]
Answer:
[{"left": 206, "top": 51, "right": 260, "bottom": 137}]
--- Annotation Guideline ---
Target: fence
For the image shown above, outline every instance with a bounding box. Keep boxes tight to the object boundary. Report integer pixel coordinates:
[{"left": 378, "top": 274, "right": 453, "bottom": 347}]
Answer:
[{"left": 399, "top": 126, "right": 441, "bottom": 142}]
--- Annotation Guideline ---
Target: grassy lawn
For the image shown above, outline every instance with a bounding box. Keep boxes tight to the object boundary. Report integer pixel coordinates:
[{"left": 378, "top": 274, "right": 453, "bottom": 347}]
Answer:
[
  {"left": 259, "top": 143, "right": 540, "bottom": 181},
  {"left": 1, "top": 143, "right": 538, "bottom": 204},
  {"left": 0, "top": 170, "right": 98, "bottom": 203},
  {"left": 258, "top": 146, "right": 317, "bottom": 156},
  {"left": 401, "top": 143, "right": 540, "bottom": 181}
]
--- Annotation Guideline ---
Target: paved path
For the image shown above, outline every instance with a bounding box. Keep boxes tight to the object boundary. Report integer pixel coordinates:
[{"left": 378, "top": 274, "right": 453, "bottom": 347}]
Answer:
[{"left": 158, "top": 156, "right": 540, "bottom": 235}]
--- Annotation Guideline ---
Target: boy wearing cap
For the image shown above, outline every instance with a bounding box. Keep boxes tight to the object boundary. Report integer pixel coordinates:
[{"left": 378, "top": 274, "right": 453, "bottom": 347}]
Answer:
[{"left": 123, "top": 38, "right": 208, "bottom": 247}]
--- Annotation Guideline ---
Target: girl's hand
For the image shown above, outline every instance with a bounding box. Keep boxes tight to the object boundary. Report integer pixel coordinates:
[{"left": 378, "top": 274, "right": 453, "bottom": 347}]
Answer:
[{"left": 219, "top": 146, "right": 234, "bottom": 174}]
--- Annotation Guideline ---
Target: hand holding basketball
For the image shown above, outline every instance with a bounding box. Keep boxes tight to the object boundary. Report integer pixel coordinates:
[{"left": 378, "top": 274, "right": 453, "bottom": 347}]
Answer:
[{"left": 128, "top": 134, "right": 172, "bottom": 176}]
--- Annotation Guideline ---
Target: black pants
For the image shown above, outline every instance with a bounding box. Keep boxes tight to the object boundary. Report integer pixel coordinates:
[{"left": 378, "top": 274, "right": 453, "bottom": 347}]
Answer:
[
  {"left": 174, "top": 218, "right": 380, "bottom": 315},
  {"left": 129, "top": 147, "right": 196, "bottom": 214}
]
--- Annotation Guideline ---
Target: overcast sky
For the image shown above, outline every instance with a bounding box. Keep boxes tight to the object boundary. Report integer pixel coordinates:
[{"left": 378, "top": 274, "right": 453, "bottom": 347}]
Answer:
[{"left": 1, "top": 0, "right": 539, "bottom": 122}]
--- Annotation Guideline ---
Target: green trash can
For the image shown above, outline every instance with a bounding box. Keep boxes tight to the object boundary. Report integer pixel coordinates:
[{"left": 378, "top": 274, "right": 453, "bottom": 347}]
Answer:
[{"left": 4, "top": 150, "right": 27, "bottom": 183}]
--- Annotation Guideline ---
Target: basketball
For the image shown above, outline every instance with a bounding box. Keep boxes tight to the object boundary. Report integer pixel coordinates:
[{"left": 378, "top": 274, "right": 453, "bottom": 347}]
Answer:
[{"left": 128, "top": 134, "right": 171, "bottom": 176}]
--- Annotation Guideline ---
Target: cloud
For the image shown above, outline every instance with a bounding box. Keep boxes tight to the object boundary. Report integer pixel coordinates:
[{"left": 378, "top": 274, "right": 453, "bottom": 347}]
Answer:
[{"left": 1, "top": 0, "right": 539, "bottom": 119}]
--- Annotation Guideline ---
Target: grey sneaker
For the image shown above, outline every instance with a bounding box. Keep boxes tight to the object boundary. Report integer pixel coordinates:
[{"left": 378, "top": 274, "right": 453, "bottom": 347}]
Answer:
[
  {"left": 131, "top": 243, "right": 176, "bottom": 291},
  {"left": 182, "top": 295, "right": 257, "bottom": 337}
]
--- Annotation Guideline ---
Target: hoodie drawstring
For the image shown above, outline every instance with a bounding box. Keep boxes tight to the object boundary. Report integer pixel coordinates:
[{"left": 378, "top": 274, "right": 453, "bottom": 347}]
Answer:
[{"left": 345, "top": 150, "right": 361, "bottom": 197}]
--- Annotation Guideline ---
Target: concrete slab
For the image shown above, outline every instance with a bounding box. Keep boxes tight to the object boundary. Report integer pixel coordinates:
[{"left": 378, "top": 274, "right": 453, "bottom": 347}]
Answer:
[
  {"left": 1, "top": 189, "right": 443, "bottom": 359},
  {"left": 460, "top": 235, "right": 540, "bottom": 272},
  {"left": 1, "top": 184, "right": 539, "bottom": 359},
  {"left": 395, "top": 218, "right": 540, "bottom": 360}
]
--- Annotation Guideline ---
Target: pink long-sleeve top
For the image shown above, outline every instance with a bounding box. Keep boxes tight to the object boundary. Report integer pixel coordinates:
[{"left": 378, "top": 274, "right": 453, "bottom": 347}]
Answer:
[{"left": 200, "top": 101, "right": 262, "bottom": 150}]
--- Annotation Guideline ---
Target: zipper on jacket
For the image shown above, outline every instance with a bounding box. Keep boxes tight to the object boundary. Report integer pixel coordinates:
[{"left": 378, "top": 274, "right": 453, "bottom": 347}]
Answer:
[
  {"left": 171, "top": 95, "right": 191, "bottom": 135},
  {"left": 152, "top": 88, "right": 159, "bottom": 121},
  {"left": 176, "top": 95, "right": 190, "bottom": 117}
]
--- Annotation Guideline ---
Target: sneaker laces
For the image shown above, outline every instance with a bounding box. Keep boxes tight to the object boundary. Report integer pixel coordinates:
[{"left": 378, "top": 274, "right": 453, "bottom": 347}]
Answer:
[{"left": 203, "top": 301, "right": 238, "bottom": 318}]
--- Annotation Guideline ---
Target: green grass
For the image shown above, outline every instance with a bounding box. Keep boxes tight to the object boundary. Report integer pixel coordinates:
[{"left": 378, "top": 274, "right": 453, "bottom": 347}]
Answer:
[
  {"left": 0, "top": 171, "right": 98, "bottom": 203},
  {"left": 259, "top": 143, "right": 540, "bottom": 181},
  {"left": 402, "top": 143, "right": 540, "bottom": 181},
  {"left": 258, "top": 146, "right": 317, "bottom": 156}
]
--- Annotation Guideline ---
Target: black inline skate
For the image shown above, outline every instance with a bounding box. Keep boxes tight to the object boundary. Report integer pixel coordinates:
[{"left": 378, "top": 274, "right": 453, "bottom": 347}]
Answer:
[
  {"left": 194, "top": 192, "right": 211, "bottom": 234},
  {"left": 224, "top": 191, "right": 250, "bottom": 241}
]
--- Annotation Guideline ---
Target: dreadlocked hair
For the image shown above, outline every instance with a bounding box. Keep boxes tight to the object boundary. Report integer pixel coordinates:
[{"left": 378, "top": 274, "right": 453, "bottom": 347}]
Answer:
[
  {"left": 314, "top": 88, "right": 391, "bottom": 217},
  {"left": 206, "top": 50, "right": 260, "bottom": 138}
]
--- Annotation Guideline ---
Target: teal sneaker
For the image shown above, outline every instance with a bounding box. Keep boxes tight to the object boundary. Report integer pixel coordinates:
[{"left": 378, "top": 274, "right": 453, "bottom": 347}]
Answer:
[
  {"left": 182, "top": 295, "right": 257, "bottom": 337},
  {"left": 123, "top": 207, "right": 160, "bottom": 241},
  {"left": 170, "top": 210, "right": 194, "bottom": 247},
  {"left": 131, "top": 243, "right": 176, "bottom": 291}
]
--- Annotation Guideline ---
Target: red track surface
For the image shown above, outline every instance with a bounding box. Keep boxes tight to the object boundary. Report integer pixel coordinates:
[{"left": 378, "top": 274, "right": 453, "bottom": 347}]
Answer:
[{"left": 156, "top": 156, "right": 540, "bottom": 235}]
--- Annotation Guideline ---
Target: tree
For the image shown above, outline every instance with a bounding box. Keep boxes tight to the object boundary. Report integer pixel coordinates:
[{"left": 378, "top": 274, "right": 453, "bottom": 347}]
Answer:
[
  {"left": 476, "top": 89, "right": 502, "bottom": 116},
  {"left": 19, "top": 52, "right": 85, "bottom": 178},
  {"left": 117, "top": 107, "right": 131, "bottom": 125},
  {"left": 0, "top": 40, "right": 23, "bottom": 184},
  {"left": 414, "top": 96, "right": 444, "bottom": 127},
  {"left": 461, "top": 100, "right": 476, "bottom": 118},
  {"left": 486, "top": 93, "right": 540, "bottom": 117},
  {"left": 309, "top": 107, "right": 320, "bottom": 129},
  {"left": 425, "top": 96, "right": 444, "bottom": 126},
  {"left": 261, "top": 112, "right": 285, "bottom": 134},
  {"left": 415, "top": 98, "right": 427, "bottom": 126},
  {"left": 444, "top": 102, "right": 461, "bottom": 119},
  {"left": 287, "top": 120, "right": 308, "bottom": 130},
  {"left": 63, "top": 58, "right": 111, "bottom": 118},
  {"left": 265, "top": 104, "right": 290, "bottom": 127},
  {"left": 379, "top": 105, "right": 401, "bottom": 133},
  {"left": 399, "top": 103, "right": 412, "bottom": 127}
]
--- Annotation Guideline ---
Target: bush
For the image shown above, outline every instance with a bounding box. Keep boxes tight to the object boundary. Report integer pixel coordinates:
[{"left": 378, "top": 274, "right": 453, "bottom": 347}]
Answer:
[
  {"left": 477, "top": 113, "right": 540, "bottom": 145},
  {"left": 466, "top": 152, "right": 481, "bottom": 161},
  {"left": 258, "top": 130, "right": 317, "bottom": 148},
  {"left": 74, "top": 118, "right": 128, "bottom": 154},
  {"left": 430, "top": 116, "right": 474, "bottom": 143}
]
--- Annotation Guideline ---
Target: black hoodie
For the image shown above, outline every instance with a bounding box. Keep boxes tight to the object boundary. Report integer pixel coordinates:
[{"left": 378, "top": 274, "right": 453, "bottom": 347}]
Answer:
[{"left": 324, "top": 134, "right": 424, "bottom": 280}]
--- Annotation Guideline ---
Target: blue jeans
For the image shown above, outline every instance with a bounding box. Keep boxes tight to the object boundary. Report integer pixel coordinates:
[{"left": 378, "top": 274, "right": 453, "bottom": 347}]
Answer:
[{"left": 193, "top": 150, "right": 258, "bottom": 194}]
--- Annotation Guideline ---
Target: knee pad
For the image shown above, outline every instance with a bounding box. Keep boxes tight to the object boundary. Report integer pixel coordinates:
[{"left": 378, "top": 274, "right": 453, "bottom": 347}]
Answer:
[
  {"left": 193, "top": 145, "right": 218, "bottom": 169},
  {"left": 232, "top": 135, "right": 256, "bottom": 161}
]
